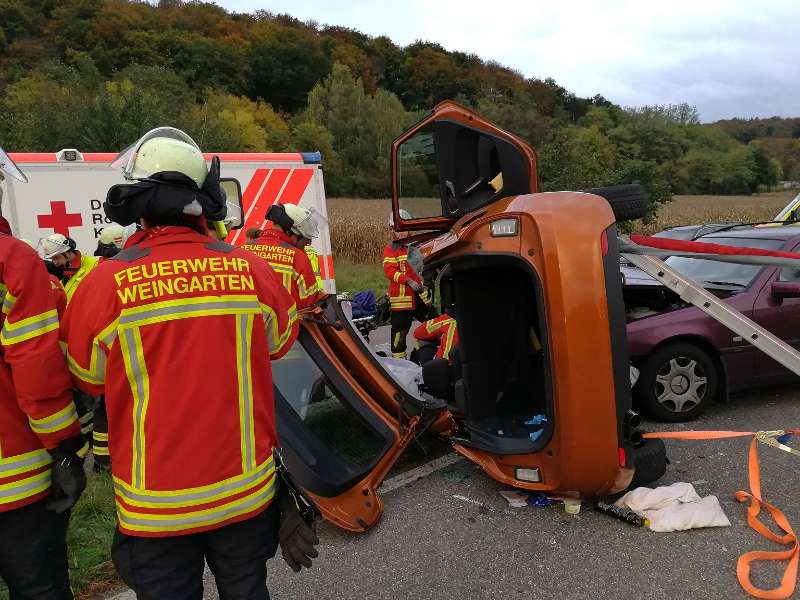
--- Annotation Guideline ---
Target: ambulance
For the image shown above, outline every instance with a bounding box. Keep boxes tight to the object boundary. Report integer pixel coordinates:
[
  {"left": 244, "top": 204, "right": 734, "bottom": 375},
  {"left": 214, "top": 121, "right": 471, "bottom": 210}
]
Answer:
[{"left": 0, "top": 147, "right": 335, "bottom": 293}]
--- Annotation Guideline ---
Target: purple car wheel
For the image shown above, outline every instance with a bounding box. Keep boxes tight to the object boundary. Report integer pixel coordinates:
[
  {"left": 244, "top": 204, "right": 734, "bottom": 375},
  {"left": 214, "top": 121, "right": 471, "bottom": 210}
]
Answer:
[{"left": 636, "top": 343, "right": 719, "bottom": 422}]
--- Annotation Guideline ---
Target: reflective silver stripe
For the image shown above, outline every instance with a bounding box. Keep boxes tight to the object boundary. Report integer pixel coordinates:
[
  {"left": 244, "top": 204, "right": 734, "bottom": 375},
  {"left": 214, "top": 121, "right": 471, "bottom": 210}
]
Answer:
[
  {"left": 119, "top": 299, "right": 260, "bottom": 327},
  {"left": 29, "top": 404, "right": 79, "bottom": 434},
  {"left": 237, "top": 314, "right": 256, "bottom": 472},
  {"left": 0, "top": 450, "right": 51, "bottom": 475},
  {"left": 117, "top": 479, "right": 274, "bottom": 529},
  {"left": 114, "top": 459, "right": 274, "bottom": 505},
  {"left": 1, "top": 312, "right": 58, "bottom": 341},
  {"left": 122, "top": 328, "right": 148, "bottom": 489},
  {"left": 0, "top": 470, "right": 50, "bottom": 501}
]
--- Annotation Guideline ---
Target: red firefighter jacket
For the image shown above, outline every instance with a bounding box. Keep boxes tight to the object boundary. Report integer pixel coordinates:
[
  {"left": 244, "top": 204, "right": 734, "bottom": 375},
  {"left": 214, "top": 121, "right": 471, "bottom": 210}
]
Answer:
[
  {"left": 49, "top": 275, "right": 67, "bottom": 318},
  {"left": 413, "top": 314, "right": 459, "bottom": 360},
  {"left": 0, "top": 234, "right": 82, "bottom": 512},
  {"left": 241, "top": 229, "right": 320, "bottom": 310},
  {"left": 62, "top": 226, "right": 299, "bottom": 537},
  {"left": 383, "top": 241, "right": 423, "bottom": 311}
]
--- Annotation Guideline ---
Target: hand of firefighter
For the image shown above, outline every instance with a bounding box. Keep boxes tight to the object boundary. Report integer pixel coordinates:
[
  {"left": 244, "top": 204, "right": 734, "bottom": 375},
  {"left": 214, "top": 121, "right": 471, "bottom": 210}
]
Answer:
[
  {"left": 46, "top": 438, "right": 87, "bottom": 514},
  {"left": 278, "top": 492, "right": 320, "bottom": 572},
  {"left": 407, "top": 279, "right": 423, "bottom": 293}
]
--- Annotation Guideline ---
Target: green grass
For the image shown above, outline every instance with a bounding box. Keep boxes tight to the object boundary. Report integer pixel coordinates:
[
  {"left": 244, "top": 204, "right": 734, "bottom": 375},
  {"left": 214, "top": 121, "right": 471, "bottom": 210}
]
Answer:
[
  {"left": 0, "top": 471, "right": 120, "bottom": 600},
  {"left": 333, "top": 259, "right": 387, "bottom": 296}
]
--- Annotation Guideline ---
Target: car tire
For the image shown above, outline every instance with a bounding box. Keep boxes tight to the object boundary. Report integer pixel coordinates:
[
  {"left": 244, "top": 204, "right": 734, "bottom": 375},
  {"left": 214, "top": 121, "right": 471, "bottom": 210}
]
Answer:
[
  {"left": 587, "top": 184, "right": 649, "bottom": 222},
  {"left": 636, "top": 342, "right": 718, "bottom": 422},
  {"left": 628, "top": 438, "right": 668, "bottom": 489}
]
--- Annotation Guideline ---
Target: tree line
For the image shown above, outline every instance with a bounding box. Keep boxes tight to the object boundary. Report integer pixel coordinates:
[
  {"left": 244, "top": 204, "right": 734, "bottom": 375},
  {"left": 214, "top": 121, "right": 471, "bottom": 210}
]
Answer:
[{"left": 0, "top": 0, "right": 797, "bottom": 222}]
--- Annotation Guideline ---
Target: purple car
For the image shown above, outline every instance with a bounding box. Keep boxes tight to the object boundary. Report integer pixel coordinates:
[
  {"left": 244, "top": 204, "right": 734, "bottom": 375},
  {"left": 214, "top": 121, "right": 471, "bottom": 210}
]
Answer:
[{"left": 624, "top": 226, "right": 800, "bottom": 422}]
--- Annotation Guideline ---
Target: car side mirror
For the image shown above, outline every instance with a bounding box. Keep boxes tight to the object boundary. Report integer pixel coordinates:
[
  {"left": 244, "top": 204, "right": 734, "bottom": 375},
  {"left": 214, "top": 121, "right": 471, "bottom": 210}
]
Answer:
[{"left": 771, "top": 281, "right": 800, "bottom": 299}]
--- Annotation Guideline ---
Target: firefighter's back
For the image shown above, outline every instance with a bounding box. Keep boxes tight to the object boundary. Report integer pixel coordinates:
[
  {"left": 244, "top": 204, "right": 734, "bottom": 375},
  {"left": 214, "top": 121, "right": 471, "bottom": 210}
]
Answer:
[{"left": 64, "top": 225, "right": 298, "bottom": 536}]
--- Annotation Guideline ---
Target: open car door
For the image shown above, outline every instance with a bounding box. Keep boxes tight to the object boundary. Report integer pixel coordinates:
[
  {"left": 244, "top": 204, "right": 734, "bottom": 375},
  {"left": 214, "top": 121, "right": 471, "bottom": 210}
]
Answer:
[
  {"left": 273, "top": 299, "right": 447, "bottom": 532},
  {"left": 390, "top": 100, "right": 538, "bottom": 233}
]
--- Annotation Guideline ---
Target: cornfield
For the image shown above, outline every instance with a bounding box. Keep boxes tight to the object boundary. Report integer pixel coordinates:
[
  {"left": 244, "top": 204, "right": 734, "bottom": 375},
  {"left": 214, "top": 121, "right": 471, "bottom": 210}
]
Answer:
[{"left": 328, "top": 190, "right": 799, "bottom": 264}]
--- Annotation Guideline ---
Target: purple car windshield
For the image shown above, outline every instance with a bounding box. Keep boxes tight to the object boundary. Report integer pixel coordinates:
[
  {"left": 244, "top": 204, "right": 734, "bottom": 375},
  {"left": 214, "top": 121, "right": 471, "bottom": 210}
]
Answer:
[{"left": 665, "top": 237, "right": 785, "bottom": 288}]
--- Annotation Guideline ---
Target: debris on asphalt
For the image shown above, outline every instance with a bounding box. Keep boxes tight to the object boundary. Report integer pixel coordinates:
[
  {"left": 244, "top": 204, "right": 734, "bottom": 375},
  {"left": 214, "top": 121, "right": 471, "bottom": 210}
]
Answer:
[
  {"left": 615, "top": 482, "right": 730, "bottom": 532},
  {"left": 593, "top": 499, "right": 649, "bottom": 528},
  {"left": 529, "top": 429, "right": 544, "bottom": 442},
  {"left": 440, "top": 468, "right": 470, "bottom": 483},
  {"left": 563, "top": 499, "right": 581, "bottom": 515},
  {"left": 499, "top": 490, "right": 553, "bottom": 508},
  {"left": 452, "top": 494, "right": 486, "bottom": 508}
]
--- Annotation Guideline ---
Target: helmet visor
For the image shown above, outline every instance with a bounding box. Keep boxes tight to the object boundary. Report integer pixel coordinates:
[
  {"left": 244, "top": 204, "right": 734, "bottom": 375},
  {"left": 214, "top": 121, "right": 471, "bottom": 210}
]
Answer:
[
  {"left": 110, "top": 127, "right": 202, "bottom": 181},
  {"left": 292, "top": 207, "right": 326, "bottom": 240},
  {"left": 0, "top": 147, "right": 29, "bottom": 183}
]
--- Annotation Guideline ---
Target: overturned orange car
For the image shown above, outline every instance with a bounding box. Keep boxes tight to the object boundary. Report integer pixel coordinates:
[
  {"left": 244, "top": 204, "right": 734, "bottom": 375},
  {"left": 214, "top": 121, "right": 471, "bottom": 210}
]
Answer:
[{"left": 272, "top": 101, "right": 666, "bottom": 532}]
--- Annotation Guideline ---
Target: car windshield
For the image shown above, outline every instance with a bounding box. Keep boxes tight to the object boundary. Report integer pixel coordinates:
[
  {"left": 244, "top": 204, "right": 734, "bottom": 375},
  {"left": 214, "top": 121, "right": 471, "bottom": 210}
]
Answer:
[
  {"left": 665, "top": 237, "right": 784, "bottom": 287},
  {"left": 654, "top": 228, "right": 696, "bottom": 241}
]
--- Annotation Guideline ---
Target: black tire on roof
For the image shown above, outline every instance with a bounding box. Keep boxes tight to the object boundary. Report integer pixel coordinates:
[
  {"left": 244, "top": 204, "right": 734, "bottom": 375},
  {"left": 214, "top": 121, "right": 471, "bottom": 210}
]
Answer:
[
  {"left": 628, "top": 438, "right": 668, "bottom": 489},
  {"left": 587, "top": 184, "right": 649, "bottom": 222}
]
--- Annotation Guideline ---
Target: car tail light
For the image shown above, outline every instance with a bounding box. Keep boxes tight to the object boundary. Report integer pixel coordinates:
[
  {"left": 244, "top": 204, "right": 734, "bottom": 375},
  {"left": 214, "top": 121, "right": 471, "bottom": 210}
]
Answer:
[
  {"left": 490, "top": 218, "right": 518, "bottom": 237},
  {"left": 601, "top": 230, "right": 609, "bottom": 256},
  {"left": 618, "top": 447, "right": 626, "bottom": 467},
  {"left": 515, "top": 467, "right": 541, "bottom": 482}
]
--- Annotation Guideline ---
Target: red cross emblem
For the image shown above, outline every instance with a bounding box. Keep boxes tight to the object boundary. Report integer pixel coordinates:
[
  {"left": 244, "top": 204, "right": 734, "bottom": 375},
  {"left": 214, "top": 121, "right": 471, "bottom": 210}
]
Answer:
[{"left": 37, "top": 201, "right": 83, "bottom": 236}]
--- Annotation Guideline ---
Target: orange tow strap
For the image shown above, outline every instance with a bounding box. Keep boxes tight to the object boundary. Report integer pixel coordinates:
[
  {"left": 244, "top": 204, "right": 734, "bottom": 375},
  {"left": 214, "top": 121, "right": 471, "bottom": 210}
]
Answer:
[{"left": 643, "top": 430, "right": 800, "bottom": 599}]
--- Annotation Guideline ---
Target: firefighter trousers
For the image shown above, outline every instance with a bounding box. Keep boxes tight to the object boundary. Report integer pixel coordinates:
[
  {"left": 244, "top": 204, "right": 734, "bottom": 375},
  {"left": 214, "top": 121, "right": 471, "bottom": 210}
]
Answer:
[
  {"left": 390, "top": 300, "right": 430, "bottom": 358},
  {"left": 0, "top": 499, "right": 73, "bottom": 600},
  {"left": 111, "top": 502, "right": 280, "bottom": 600}
]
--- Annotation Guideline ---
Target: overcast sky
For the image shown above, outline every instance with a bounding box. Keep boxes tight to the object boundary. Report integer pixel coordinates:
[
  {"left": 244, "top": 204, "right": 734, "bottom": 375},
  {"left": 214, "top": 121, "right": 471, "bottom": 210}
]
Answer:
[{"left": 216, "top": 0, "right": 798, "bottom": 122}]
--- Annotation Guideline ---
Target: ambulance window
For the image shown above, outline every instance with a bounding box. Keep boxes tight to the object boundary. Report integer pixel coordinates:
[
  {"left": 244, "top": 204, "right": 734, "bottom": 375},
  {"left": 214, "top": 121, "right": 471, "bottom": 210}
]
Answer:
[{"left": 272, "top": 342, "right": 388, "bottom": 470}]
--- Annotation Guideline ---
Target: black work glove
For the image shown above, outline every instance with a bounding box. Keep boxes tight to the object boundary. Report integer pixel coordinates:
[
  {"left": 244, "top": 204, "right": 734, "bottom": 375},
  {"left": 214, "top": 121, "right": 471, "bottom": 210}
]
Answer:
[
  {"left": 277, "top": 486, "right": 320, "bottom": 572},
  {"left": 46, "top": 437, "right": 87, "bottom": 514}
]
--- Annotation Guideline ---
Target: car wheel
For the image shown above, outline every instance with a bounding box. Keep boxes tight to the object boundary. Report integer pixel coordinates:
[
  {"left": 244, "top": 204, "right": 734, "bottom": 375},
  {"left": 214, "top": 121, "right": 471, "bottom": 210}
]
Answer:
[
  {"left": 636, "top": 343, "right": 718, "bottom": 422},
  {"left": 628, "top": 438, "right": 667, "bottom": 489}
]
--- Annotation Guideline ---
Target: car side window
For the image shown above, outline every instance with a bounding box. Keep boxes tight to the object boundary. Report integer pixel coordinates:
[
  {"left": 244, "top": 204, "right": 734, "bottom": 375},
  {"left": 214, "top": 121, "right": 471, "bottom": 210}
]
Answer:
[{"left": 779, "top": 244, "right": 800, "bottom": 281}]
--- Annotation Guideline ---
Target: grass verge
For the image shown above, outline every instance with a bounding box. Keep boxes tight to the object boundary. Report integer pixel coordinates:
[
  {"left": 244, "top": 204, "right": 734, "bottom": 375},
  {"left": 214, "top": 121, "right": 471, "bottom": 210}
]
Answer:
[
  {"left": 0, "top": 470, "right": 120, "bottom": 600},
  {"left": 333, "top": 258, "right": 386, "bottom": 296}
]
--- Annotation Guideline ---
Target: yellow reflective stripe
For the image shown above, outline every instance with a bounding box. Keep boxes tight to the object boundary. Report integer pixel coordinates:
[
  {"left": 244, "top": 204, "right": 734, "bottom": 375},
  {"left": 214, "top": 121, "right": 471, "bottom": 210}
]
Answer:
[
  {"left": 260, "top": 302, "right": 297, "bottom": 355},
  {"left": 1, "top": 285, "right": 15, "bottom": 314},
  {"left": 93, "top": 432, "right": 109, "bottom": 442},
  {"left": 121, "top": 327, "right": 150, "bottom": 489},
  {"left": 0, "top": 449, "right": 52, "bottom": 478},
  {"left": 393, "top": 271, "right": 402, "bottom": 283},
  {"left": 117, "top": 477, "right": 275, "bottom": 533},
  {"left": 67, "top": 316, "right": 119, "bottom": 385},
  {"left": 1, "top": 309, "right": 59, "bottom": 345},
  {"left": 295, "top": 273, "right": 319, "bottom": 300},
  {"left": 79, "top": 411, "right": 93, "bottom": 424},
  {"left": 93, "top": 446, "right": 110, "bottom": 456},
  {"left": 442, "top": 323, "right": 457, "bottom": 359},
  {"left": 114, "top": 457, "right": 275, "bottom": 509},
  {"left": 118, "top": 296, "right": 260, "bottom": 330},
  {"left": 28, "top": 402, "right": 79, "bottom": 435},
  {"left": 0, "top": 469, "right": 51, "bottom": 505},
  {"left": 76, "top": 441, "right": 89, "bottom": 459},
  {"left": 382, "top": 257, "right": 398, "bottom": 264},
  {"left": 236, "top": 313, "right": 256, "bottom": 473}
]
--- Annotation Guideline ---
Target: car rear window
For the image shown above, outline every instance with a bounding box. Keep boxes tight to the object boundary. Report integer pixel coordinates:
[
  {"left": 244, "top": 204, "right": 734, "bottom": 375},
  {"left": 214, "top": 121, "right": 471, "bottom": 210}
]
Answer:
[{"left": 665, "top": 237, "right": 784, "bottom": 287}]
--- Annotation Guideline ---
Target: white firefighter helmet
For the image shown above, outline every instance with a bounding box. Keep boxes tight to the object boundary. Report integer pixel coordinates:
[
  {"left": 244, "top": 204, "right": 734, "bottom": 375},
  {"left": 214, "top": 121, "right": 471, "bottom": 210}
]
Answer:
[
  {"left": 98, "top": 223, "right": 126, "bottom": 248},
  {"left": 37, "top": 233, "right": 73, "bottom": 259},
  {"left": 110, "top": 127, "right": 207, "bottom": 188},
  {"left": 387, "top": 209, "right": 412, "bottom": 228},
  {"left": 283, "top": 204, "right": 322, "bottom": 240}
]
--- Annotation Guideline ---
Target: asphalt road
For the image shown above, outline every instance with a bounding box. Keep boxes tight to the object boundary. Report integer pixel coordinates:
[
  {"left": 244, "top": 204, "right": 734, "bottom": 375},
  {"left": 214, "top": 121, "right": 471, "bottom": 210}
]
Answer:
[{"left": 109, "top": 385, "right": 800, "bottom": 600}]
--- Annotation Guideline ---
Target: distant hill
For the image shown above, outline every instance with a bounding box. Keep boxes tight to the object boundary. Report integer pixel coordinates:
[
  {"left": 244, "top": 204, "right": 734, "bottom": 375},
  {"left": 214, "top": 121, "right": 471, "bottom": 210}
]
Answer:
[{"left": 0, "top": 0, "right": 798, "bottom": 203}]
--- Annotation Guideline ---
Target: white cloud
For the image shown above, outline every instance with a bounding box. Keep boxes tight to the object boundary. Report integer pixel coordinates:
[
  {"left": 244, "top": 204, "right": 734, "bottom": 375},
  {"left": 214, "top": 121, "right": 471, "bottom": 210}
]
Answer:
[{"left": 217, "top": 0, "right": 800, "bottom": 121}]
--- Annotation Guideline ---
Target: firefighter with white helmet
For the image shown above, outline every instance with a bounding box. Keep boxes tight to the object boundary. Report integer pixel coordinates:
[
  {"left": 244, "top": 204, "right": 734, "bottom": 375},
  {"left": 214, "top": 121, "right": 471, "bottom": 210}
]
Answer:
[
  {"left": 61, "top": 127, "right": 317, "bottom": 598},
  {"left": 93, "top": 224, "right": 126, "bottom": 259},
  {"left": 240, "top": 202, "right": 323, "bottom": 309},
  {"left": 383, "top": 208, "right": 432, "bottom": 358},
  {"left": 38, "top": 232, "right": 98, "bottom": 302}
]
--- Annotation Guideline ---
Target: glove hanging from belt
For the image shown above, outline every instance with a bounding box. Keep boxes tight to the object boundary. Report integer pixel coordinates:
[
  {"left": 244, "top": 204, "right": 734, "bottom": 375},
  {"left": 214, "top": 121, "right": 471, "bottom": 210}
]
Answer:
[
  {"left": 274, "top": 449, "right": 321, "bottom": 572},
  {"left": 46, "top": 436, "right": 87, "bottom": 514}
]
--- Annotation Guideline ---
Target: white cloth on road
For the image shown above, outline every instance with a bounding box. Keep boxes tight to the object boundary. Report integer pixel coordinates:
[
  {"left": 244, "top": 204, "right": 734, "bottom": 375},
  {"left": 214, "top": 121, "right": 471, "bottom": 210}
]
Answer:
[
  {"left": 615, "top": 482, "right": 731, "bottom": 532},
  {"left": 377, "top": 356, "right": 423, "bottom": 396}
]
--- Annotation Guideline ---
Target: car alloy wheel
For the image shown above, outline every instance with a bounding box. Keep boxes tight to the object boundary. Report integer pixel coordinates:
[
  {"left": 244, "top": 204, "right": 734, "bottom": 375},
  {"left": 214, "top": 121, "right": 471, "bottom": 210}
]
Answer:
[{"left": 655, "top": 356, "right": 707, "bottom": 413}]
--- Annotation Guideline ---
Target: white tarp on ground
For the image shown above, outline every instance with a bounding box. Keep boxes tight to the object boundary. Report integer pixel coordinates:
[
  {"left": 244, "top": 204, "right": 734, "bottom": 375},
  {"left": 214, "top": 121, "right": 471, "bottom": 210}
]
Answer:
[{"left": 616, "top": 482, "right": 730, "bottom": 532}]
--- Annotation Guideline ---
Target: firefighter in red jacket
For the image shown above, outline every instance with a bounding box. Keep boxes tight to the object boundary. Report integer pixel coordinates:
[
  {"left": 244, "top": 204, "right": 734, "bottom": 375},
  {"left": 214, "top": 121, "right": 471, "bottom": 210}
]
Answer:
[
  {"left": 62, "top": 127, "right": 318, "bottom": 598},
  {"left": 240, "top": 203, "right": 322, "bottom": 310},
  {"left": 0, "top": 233, "right": 87, "bottom": 599},
  {"left": 383, "top": 210, "right": 431, "bottom": 358},
  {"left": 412, "top": 313, "right": 459, "bottom": 365}
]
